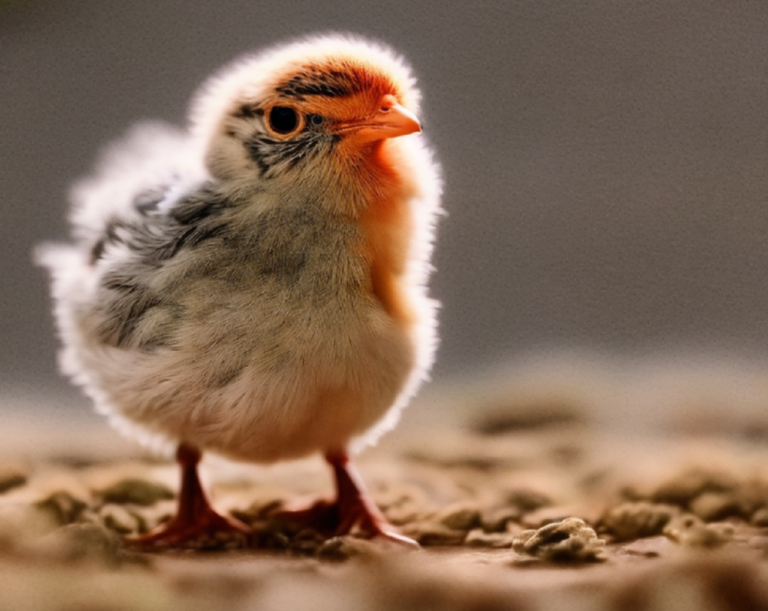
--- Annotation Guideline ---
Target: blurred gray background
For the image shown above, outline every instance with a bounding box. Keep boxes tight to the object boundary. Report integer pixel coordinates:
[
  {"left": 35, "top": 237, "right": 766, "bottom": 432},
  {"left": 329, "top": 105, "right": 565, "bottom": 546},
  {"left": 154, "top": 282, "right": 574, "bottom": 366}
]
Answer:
[{"left": 3, "top": 0, "right": 768, "bottom": 415}]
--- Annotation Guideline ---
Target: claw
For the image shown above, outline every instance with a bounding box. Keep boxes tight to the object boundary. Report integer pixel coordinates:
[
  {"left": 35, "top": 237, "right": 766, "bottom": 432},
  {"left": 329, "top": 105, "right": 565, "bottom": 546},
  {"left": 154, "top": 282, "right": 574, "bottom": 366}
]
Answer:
[
  {"left": 326, "top": 450, "right": 418, "bottom": 547},
  {"left": 126, "top": 443, "right": 252, "bottom": 550},
  {"left": 265, "top": 451, "right": 418, "bottom": 548}
]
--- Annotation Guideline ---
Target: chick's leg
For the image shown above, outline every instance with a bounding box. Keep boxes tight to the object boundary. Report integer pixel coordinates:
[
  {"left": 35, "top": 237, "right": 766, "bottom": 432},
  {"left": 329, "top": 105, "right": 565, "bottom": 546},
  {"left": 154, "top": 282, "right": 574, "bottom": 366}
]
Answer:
[
  {"left": 264, "top": 450, "right": 417, "bottom": 546},
  {"left": 325, "top": 450, "right": 418, "bottom": 547},
  {"left": 126, "top": 443, "right": 251, "bottom": 549}
]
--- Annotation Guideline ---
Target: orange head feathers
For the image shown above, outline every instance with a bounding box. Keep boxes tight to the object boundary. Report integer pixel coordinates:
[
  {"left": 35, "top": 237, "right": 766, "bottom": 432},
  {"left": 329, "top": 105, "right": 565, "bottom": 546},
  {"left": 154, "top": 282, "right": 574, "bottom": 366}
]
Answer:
[
  {"left": 194, "top": 36, "right": 424, "bottom": 211},
  {"left": 264, "top": 64, "right": 420, "bottom": 144}
]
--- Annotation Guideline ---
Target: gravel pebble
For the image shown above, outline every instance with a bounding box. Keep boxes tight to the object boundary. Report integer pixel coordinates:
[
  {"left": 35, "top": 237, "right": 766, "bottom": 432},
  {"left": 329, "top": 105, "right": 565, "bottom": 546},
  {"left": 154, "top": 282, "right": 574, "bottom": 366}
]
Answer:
[
  {"left": 0, "top": 466, "right": 27, "bottom": 494},
  {"left": 412, "top": 522, "right": 467, "bottom": 546},
  {"left": 35, "top": 491, "right": 89, "bottom": 526},
  {"left": 689, "top": 491, "right": 749, "bottom": 521},
  {"left": 98, "top": 478, "right": 175, "bottom": 506},
  {"left": 100, "top": 503, "right": 142, "bottom": 535},
  {"left": 513, "top": 517, "right": 606, "bottom": 562},
  {"left": 750, "top": 507, "right": 768, "bottom": 527},
  {"left": 435, "top": 503, "right": 481, "bottom": 531},
  {"left": 663, "top": 515, "right": 735, "bottom": 548},
  {"left": 601, "top": 501, "right": 679, "bottom": 541},
  {"left": 464, "top": 528, "right": 516, "bottom": 548}
]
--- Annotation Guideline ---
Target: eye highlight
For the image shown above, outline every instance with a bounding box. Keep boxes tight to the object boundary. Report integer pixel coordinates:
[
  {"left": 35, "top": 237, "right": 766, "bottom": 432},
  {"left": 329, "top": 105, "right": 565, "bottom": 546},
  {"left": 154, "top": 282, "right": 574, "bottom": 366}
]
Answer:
[{"left": 265, "top": 106, "right": 304, "bottom": 137}]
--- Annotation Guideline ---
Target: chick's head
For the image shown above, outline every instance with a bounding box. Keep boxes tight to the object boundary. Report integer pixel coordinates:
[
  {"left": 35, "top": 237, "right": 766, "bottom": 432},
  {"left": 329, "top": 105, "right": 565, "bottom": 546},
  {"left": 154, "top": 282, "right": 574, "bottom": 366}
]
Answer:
[{"left": 193, "top": 35, "right": 422, "bottom": 197}]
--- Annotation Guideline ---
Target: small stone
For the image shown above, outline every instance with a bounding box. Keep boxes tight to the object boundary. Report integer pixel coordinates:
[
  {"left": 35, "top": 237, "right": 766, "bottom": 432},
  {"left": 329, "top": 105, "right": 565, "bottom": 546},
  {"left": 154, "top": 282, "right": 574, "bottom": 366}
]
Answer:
[
  {"left": 35, "top": 490, "right": 89, "bottom": 526},
  {"left": 61, "top": 522, "right": 123, "bottom": 559},
  {"left": 413, "top": 522, "right": 467, "bottom": 546},
  {"left": 99, "top": 503, "right": 141, "bottom": 535},
  {"left": 133, "top": 503, "right": 173, "bottom": 534},
  {"left": 435, "top": 503, "right": 481, "bottom": 531},
  {"left": 601, "top": 501, "right": 679, "bottom": 542},
  {"left": 690, "top": 491, "right": 745, "bottom": 522},
  {"left": 317, "top": 536, "right": 383, "bottom": 561},
  {"left": 257, "top": 529, "right": 291, "bottom": 550},
  {"left": 512, "top": 517, "right": 606, "bottom": 562},
  {"left": 650, "top": 468, "right": 736, "bottom": 507},
  {"left": 211, "top": 528, "right": 251, "bottom": 550},
  {"left": 0, "top": 466, "right": 27, "bottom": 494},
  {"left": 30, "top": 522, "right": 135, "bottom": 566},
  {"left": 163, "top": 526, "right": 250, "bottom": 551},
  {"left": 663, "top": 514, "right": 734, "bottom": 548},
  {"left": 289, "top": 528, "right": 325, "bottom": 554},
  {"left": 98, "top": 478, "right": 174, "bottom": 506},
  {"left": 465, "top": 528, "right": 516, "bottom": 548},
  {"left": 750, "top": 507, "right": 768, "bottom": 527},
  {"left": 619, "top": 535, "right": 673, "bottom": 558},
  {"left": 231, "top": 498, "right": 283, "bottom": 524}
]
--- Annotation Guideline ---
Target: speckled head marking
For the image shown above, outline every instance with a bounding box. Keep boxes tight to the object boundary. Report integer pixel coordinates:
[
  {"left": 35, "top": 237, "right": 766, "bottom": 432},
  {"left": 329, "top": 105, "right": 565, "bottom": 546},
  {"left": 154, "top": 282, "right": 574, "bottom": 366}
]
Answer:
[
  {"left": 275, "top": 66, "right": 358, "bottom": 99},
  {"left": 192, "top": 35, "right": 420, "bottom": 187}
]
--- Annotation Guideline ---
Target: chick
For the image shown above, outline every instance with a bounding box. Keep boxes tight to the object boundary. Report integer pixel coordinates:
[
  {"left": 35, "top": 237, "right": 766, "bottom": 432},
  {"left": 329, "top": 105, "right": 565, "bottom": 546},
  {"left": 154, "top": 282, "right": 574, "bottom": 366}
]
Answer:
[{"left": 37, "top": 34, "right": 441, "bottom": 548}]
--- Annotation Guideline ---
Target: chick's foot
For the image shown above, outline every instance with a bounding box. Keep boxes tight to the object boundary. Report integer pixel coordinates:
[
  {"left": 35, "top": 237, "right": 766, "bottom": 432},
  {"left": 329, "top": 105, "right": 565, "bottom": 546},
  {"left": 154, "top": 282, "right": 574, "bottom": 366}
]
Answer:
[
  {"left": 328, "top": 450, "right": 418, "bottom": 547},
  {"left": 126, "top": 443, "right": 252, "bottom": 550},
  {"left": 265, "top": 451, "right": 417, "bottom": 548}
]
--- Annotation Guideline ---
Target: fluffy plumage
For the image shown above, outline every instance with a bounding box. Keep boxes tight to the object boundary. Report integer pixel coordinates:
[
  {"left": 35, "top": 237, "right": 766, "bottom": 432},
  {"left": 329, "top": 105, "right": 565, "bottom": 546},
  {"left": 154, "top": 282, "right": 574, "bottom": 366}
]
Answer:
[{"left": 38, "top": 34, "right": 441, "bottom": 545}]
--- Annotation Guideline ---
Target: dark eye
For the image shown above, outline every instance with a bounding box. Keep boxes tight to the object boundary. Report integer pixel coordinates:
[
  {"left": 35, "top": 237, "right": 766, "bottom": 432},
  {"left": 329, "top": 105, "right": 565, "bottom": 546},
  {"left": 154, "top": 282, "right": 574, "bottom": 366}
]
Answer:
[
  {"left": 267, "top": 106, "right": 300, "bottom": 135},
  {"left": 308, "top": 114, "right": 324, "bottom": 127}
]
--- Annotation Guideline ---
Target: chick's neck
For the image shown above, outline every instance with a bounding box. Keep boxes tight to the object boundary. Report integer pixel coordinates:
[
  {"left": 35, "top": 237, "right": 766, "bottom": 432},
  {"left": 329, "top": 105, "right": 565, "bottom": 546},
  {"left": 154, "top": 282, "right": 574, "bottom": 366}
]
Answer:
[{"left": 349, "top": 139, "right": 420, "bottom": 327}]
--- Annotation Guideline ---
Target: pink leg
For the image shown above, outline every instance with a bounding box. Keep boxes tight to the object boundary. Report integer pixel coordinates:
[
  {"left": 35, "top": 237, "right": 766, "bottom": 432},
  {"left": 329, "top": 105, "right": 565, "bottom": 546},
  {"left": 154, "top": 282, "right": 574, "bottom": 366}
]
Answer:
[
  {"left": 265, "top": 450, "right": 417, "bottom": 547},
  {"left": 324, "top": 450, "right": 418, "bottom": 547},
  {"left": 126, "top": 443, "right": 251, "bottom": 549}
]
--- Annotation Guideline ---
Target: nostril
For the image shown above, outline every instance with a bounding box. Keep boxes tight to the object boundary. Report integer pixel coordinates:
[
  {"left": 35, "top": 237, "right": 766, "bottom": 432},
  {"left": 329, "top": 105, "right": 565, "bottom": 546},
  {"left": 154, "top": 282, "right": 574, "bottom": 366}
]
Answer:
[{"left": 379, "top": 94, "right": 398, "bottom": 113}]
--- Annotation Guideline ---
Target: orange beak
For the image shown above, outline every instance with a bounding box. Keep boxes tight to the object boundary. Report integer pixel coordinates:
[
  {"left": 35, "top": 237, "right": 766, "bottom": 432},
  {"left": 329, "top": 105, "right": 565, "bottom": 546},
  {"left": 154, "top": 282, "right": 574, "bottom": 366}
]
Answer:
[{"left": 339, "top": 94, "right": 421, "bottom": 144}]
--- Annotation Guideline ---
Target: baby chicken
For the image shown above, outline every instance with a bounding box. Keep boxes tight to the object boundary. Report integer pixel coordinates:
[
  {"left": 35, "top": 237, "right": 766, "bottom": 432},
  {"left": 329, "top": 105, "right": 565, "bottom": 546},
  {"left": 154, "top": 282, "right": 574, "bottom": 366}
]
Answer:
[{"left": 38, "top": 34, "right": 441, "bottom": 547}]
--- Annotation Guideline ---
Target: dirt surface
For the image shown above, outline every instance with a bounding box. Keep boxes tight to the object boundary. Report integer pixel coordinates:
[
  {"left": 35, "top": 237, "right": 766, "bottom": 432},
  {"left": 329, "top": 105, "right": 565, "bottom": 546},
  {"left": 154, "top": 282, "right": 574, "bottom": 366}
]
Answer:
[{"left": 3, "top": 381, "right": 768, "bottom": 610}]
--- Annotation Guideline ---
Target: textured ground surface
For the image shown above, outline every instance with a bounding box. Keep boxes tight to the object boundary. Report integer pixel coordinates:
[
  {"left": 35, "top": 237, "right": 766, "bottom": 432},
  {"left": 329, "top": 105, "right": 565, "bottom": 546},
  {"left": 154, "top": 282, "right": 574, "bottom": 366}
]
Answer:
[{"left": 3, "top": 375, "right": 768, "bottom": 610}]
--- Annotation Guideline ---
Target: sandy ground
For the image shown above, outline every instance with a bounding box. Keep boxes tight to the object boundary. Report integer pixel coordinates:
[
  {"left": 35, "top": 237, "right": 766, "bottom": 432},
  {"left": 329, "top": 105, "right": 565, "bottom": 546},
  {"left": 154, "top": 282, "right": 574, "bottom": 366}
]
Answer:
[{"left": 3, "top": 368, "right": 768, "bottom": 611}]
